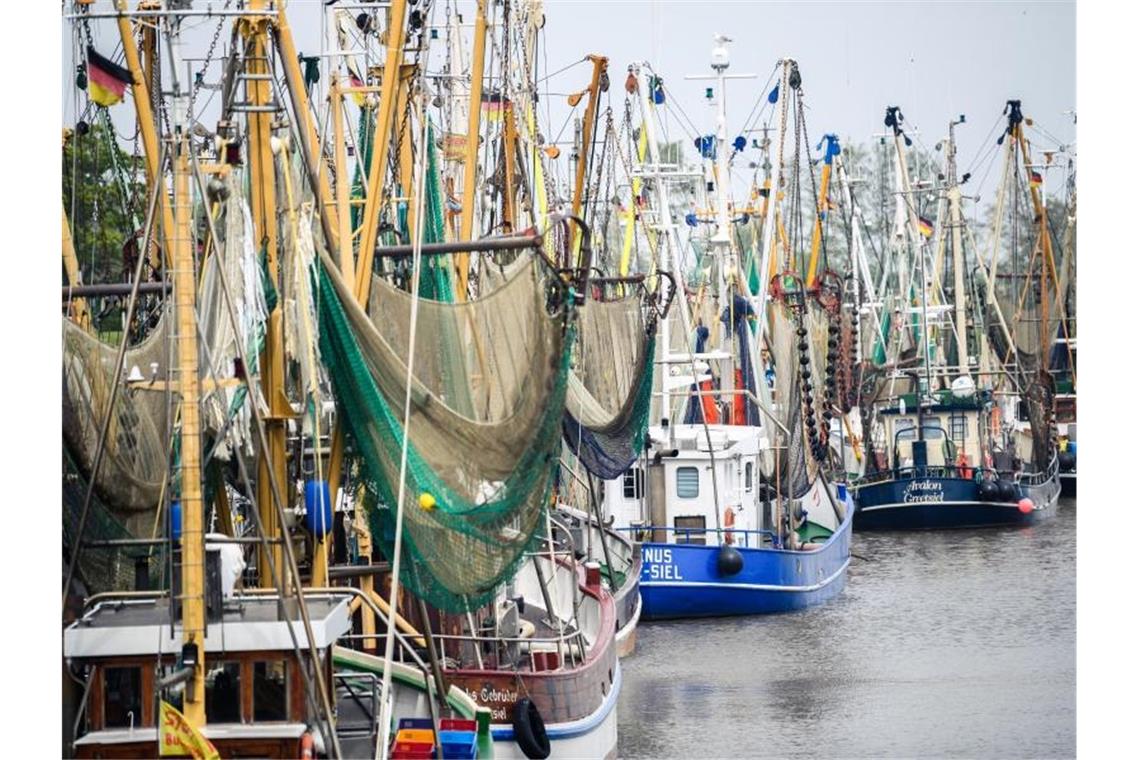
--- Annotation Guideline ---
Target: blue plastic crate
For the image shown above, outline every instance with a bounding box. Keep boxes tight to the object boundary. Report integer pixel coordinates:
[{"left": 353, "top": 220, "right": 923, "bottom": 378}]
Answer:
[
  {"left": 397, "top": 717, "right": 435, "bottom": 732},
  {"left": 439, "top": 730, "right": 477, "bottom": 760}
]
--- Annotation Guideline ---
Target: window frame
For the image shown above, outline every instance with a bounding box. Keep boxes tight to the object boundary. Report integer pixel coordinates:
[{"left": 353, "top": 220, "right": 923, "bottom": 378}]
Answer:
[
  {"left": 622, "top": 467, "right": 645, "bottom": 500},
  {"left": 675, "top": 466, "right": 700, "bottom": 499}
]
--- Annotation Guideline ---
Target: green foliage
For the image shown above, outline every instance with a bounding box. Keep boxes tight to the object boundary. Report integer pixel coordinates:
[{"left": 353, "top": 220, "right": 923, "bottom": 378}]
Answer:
[{"left": 62, "top": 118, "right": 145, "bottom": 286}]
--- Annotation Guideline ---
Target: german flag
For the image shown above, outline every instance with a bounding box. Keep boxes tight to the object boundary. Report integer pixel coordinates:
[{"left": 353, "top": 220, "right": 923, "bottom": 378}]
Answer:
[
  {"left": 87, "top": 46, "right": 133, "bottom": 107},
  {"left": 917, "top": 216, "right": 934, "bottom": 238},
  {"left": 1030, "top": 170, "right": 1043, "bottom": 187},
  {"left": 480, "top": 92, "right": 506, "bottom": 121}
]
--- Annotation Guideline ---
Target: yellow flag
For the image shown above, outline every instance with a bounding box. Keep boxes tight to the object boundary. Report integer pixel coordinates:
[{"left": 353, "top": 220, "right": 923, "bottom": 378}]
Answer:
[{"left": 159, "top": 701, "right": 221, "bottom": 760}]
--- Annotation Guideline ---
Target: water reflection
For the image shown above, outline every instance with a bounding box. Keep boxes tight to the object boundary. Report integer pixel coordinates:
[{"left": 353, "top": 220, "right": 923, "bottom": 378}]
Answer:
[{"left": 618, "top": 500, "right": 1076, "bottom": 758}]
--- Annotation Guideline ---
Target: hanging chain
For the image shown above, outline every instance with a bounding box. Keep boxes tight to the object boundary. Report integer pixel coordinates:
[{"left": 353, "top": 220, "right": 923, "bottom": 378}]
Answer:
[{"left": 187, "top": 1, "right": 232, "bottom": 118}]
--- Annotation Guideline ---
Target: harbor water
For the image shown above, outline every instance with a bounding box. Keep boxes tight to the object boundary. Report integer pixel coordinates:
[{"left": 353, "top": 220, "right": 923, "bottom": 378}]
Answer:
[{"left": 618, "top": 499, "right": 1076, "bottom": 758}]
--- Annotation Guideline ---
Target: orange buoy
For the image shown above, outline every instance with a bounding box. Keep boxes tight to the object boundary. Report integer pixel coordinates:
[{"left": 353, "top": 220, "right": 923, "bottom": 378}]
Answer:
[
  {"left": 1017, "top": 498, "right": 1034, "bottom": 515},
  {"left": 723, "top": 506, "right": 736, "bottom": 545}
]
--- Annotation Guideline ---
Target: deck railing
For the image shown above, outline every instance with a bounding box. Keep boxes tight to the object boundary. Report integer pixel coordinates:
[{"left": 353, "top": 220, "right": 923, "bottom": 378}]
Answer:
[{"left": 613, "top": 525, "right": 779, "bottom": 549}]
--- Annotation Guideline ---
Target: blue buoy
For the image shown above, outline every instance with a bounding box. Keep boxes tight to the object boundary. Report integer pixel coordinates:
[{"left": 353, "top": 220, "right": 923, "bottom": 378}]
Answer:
[
  {"left": 303, "top": 480, "right": 333, "bottom": 538},
  {"left": 170, "top": 499, "right": 181, "bottom": 541}
]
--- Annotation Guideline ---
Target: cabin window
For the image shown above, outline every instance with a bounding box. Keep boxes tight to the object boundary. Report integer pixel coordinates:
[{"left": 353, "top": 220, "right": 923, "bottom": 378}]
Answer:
[
  {"left": 745, "top": 462, "right": 754, "bottom": 492},
  {"left": 896, "top": 418, "right": 917, "bottom": 441},
  {"left": 102, "top": 666, "right": 142, "bottom": 729},
  {"left": 254, "top": 660, "right": 289, "bottom": 721},
  {"left": 674, "top": 515, "right": 707, "bottom": 545},
  {"left": 205, "top": 661, "right": 242, "bottom": 723},
  {"left": 622, "top": 467, "right": 645, "bottom": 499},
  {"left": 675, "top": 467, "right": 700, "bottom": 498},
  {"left": 950, "top": 413, "right": 968, "bottom": 444}
]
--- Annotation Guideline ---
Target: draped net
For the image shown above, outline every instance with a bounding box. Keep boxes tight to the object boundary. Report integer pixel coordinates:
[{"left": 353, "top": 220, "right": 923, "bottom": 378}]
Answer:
[
  {"left": 62, "top": 314, "right": 170, "bottom": 518},
  {"left": 317, "top": 248, "right": 574, "bottom": 611},
  {"left": 563, "top": 293, "right": 656, "bottom": 480}
]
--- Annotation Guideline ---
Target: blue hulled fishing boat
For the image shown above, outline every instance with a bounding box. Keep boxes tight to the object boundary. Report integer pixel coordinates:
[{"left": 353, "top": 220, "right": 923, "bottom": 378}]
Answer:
[
  {"left": 602, "top": 48, "right": 852, "bottom": 620},
  {"left": 852, "top": 102, "right": 1062, "bottom": 530}
]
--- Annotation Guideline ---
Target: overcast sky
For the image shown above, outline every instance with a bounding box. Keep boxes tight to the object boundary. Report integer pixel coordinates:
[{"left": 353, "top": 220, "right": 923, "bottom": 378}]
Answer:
[{"left": 63, "top": 0, "right": 1075, "bottom": 213}]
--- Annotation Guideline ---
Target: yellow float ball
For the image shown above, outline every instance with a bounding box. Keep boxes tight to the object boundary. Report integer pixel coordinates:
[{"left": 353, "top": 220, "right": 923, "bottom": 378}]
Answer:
[{"left": 418, "top": 492, "right": 436, "bottom": 511}]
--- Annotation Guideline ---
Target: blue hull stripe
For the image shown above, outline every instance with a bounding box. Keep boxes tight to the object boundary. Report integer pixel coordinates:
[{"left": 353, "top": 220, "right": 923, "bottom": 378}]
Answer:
[{"left": 643, "top": 557, "right": 850, "bottom": 593}]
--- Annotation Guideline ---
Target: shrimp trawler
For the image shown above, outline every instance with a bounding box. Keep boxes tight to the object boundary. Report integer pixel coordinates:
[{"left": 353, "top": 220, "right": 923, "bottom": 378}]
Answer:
[
  {"left": 599, "top": 42, "right": 852, "bottom": 620},
  {"left": 63, "top": 2, "right": 627, "bottom": 758},
  {"left": 851, "top": 103, "right": 1060, "bottom": 530}
]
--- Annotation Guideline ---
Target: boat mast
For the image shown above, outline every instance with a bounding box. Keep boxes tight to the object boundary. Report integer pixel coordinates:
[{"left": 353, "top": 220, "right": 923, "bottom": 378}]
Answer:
[
  {"left": 241, "top": 0, "right": 290, "bottom": 588},
  {"left": 886, "top": 106, "right": 934, "bottom": 402},
  {"left": 805, "top": 134, "right": 839, "bottom": 288},
  {"left": 944, "top": 115, "right": 970, "bottom": 377},
  {"left": 635, "top": 63, "right": 678, "bottom": 418},
  {"left": 457, "top": 0, "right": 488, "bottom": 294},
  {"left": 570, "top": 54, "right": 610, "bottom": 261},
  {"left": 755, "top": 59, "right": 791, "bottom": 347}
]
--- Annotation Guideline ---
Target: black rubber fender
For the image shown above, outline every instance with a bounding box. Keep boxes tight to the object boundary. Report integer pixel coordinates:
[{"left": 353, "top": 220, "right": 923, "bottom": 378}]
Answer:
[
  {"left": 717, "top": 544, "right": 745, "bottom": 577},
  {"left": 513, "top": 697, "right": 551, "bottom": 759}
]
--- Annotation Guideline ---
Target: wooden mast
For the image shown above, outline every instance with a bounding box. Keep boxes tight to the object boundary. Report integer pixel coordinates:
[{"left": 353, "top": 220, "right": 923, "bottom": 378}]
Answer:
[{"left": 457, "top": 0, "right": 489, "bottom": 300}]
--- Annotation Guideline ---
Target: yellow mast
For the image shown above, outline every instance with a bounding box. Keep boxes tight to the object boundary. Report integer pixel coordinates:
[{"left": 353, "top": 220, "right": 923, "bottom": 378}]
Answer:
[
  {"left": 805, "top": 135, "right": 837, "bottom": 289},
  {"left": 355, "top": 0, "right": 409, "bottom": 303},
  {"left": 241, "top": 2, "right": 288, "bottom": 588},
  {"left": 172, "top": 131, "right": 207, "bottom": 727},
  {"left": 457, "top": 0, "right": 489, "bottom": 300},
  {"left": 62, "top": 202, "right": 91, "bottom": 330},
  {"left": 331, "top": 76, "right": 354, "bottom": 278},
  {"left": 114, "top": 0, "right": 176, "bottom": 267},
  {"left": 570, "top": 55, "right": 608, "bottom": 261}
]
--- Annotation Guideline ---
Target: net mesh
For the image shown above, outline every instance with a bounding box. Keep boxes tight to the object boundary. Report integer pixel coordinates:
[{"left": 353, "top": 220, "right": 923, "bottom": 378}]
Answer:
[
  {"left": 62, "top": 314, "right": 170, "bottom": 516},
  {"left": 563, "top": 294, "right": 656, "bottom": 479},
  {"left": 769, "top": 305, "right": 815, "bottom": 498},
  {"left": 62, "top": 446, "right": 165, "bottom": 593},
  {"left": 316, "top": 248, "right": 574, "bottom": 612}
]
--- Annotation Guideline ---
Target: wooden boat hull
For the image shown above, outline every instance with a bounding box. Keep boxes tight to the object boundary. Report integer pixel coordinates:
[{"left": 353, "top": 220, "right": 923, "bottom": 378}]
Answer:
[
  {"left": 637, "top": 501, "right": 852, "bottom": 619},
  {"left": 854, "top": 472, "right": 1060, "bottom": 530},
  {"left": 446, "top": 572, "right": 620, "bottom": 759}
]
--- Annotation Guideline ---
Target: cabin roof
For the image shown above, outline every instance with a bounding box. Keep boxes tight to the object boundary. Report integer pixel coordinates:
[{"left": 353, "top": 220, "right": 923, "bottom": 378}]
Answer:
[
  {"left": 73, "top": 722, "right": 308, "bottom": 747},
  {"left": 64, "top": 593, "right": 351, "bottom": 660}
]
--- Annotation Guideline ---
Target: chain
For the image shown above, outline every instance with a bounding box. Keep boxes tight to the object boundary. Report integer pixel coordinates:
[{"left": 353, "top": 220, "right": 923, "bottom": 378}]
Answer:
[
  {"left": 188, "top": 0, "right": 232, "bottom": 117},
  {"left": 798, "top": 95, "right": 824, "bottom": 276},
  {"left": 773, "top": 61, "right": 792, "bottom": 273}
]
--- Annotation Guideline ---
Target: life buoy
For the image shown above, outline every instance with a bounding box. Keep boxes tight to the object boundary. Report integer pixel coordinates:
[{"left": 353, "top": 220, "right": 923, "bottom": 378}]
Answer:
[
  {"left": 513, "top": 698, "right": 550, "bottom": 759},
  {"left": 723, "top": 506, "right": 736, "bottom": 545}
]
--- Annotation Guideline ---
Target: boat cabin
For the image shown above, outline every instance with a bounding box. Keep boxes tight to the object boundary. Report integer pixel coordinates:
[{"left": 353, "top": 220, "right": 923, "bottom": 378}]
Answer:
[
  {"left": 64, "top": 593, "right": 350, "bottom": 758},
  {"left": 870, "top": 392, "right": 992, "bottom": 476},
  {"left": 603, "top": 422, "right": 770, "bottom": 546}
]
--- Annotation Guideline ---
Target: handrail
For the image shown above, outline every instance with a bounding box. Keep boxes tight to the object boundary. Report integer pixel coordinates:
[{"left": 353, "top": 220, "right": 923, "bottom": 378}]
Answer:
[{"left": 613, "top": 525, "right": 778, "bottom": 549}]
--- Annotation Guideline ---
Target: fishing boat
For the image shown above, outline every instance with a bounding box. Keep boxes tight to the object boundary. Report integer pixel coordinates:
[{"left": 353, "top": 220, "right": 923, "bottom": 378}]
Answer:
[
  {"left": 63, "top": 1, "right": 627, "bottom": 757},
  {"left": 598, "top": 45, "right": 852, "bottom": 620},
  {"left": 852, "top": 103, "right": 1061, "bottom": 529}
]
